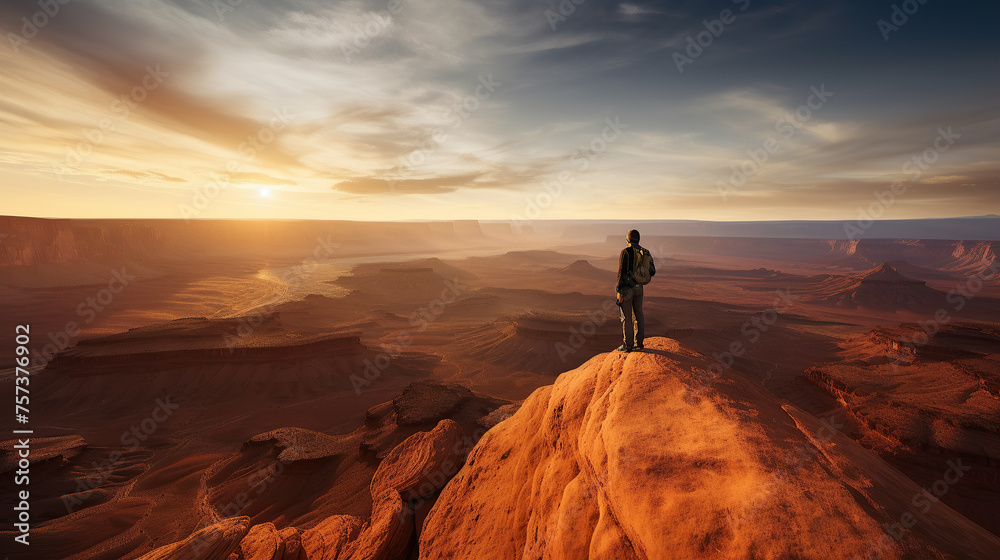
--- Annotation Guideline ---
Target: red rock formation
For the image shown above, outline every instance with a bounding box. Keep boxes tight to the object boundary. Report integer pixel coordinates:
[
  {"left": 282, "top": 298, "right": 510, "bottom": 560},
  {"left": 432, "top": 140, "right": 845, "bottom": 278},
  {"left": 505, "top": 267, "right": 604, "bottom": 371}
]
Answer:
[
  {"left": 0, "top": 217, "right": 168, "bottom": 266},
  {"left": 370, "top": 419, "right": 465, "bottom": 501},
  {"left": 0, "top": 216, "right": 499, "bottom": 268},
  {"left": 300, "top": 516, "right": 362, "bottom": 559},
  {"left": 135, "top": 517, "right": 250, "bottom": 560},
  {"left": 335, "top": 489, "right": 412, "bottom": 560},
  {"left": 233, "top": 523, "right": 284, "bottom": 560},
  {"left": 417, "top": 337, "right": 1000, "bottom": 559},
  {"left": 223, "top": 419, "right": 470, "bottom": 560}
]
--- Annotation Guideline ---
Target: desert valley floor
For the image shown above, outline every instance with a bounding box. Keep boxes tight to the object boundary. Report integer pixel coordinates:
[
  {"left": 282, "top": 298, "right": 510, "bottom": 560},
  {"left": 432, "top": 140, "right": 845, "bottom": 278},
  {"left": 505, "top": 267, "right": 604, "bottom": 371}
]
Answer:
[{"left": 1, "top": 218, "right": 999, "bottom": 559}]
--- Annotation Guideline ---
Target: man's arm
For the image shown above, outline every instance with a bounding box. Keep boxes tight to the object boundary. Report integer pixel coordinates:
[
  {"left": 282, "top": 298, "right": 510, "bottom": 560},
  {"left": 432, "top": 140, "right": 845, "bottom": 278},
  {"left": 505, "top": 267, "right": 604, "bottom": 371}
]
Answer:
[{"left": 616, "top": 247, "right": 629, "bottom": 291}]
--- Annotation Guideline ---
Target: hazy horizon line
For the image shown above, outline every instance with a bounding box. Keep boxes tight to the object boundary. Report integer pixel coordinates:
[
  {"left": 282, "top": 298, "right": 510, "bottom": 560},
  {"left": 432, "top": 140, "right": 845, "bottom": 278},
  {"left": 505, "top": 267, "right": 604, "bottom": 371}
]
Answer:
[{"left": 2, "top": 213, "right": 998, "bottom": 224}]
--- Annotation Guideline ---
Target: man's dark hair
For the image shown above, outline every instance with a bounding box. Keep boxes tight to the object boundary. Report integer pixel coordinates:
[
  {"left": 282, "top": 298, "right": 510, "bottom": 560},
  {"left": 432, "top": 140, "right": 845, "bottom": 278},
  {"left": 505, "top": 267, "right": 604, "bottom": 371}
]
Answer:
[{"left": 627, "top": 229, "right": 640, "bottom": 243}]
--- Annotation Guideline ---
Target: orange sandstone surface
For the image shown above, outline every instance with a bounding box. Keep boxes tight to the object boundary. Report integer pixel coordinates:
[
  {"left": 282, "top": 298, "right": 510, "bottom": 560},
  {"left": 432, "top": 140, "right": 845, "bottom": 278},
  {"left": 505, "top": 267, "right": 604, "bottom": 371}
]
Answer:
[{"left": 419, "top": 337, "right": 1000, "bottom": 560}]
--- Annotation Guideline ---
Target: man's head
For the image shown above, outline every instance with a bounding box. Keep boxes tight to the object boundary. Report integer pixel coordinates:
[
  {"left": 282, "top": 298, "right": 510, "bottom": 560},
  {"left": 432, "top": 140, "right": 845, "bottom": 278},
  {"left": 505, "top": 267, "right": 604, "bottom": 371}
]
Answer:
[{"left": 627, "top": 229, "right": 640, "bottom": 244}]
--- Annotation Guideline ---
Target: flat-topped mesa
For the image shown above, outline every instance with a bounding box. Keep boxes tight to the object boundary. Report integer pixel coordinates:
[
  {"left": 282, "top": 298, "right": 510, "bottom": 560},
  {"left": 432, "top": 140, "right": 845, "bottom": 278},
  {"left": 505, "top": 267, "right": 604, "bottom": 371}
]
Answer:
[
  {"left": 512, "top": 311, "right": 621, "bottom": 343},
  {"left": 378, "top": 267, "right": 435, "bottom": 273},
  {"left": 49, "top": 315, "right": 366, "bottom": 373},
  {"left": 70, "top": 314, "right": 283, "bottom": 347},
  {"left": 0, "top": 216, "right": 170, "bottom": 266},
  {"left": 332, "top": 265, "right": 458, "bottom": 300},
  {"left": 0, "top": 216, "right": 503, "bottom": 269}
]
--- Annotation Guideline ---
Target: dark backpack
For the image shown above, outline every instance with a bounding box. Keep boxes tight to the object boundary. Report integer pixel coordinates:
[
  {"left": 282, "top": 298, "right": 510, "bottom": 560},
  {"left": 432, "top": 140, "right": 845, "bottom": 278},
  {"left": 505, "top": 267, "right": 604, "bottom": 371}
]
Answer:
[{"left": 632, "top": 245, "right": 653, "bottom": 285}]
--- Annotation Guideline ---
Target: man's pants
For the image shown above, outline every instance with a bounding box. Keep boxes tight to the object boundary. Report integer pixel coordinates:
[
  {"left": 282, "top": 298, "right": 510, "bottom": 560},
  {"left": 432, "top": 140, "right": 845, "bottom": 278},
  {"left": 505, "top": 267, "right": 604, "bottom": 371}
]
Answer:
[{"left": 620, "top": 284, "right": 644, "bottom": 348}]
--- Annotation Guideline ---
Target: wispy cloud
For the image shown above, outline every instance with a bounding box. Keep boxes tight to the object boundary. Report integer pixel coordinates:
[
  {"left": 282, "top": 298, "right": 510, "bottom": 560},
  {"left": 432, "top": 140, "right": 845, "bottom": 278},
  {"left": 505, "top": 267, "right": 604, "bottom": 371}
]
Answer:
[{"left": 0, "top": 0, "right": 997, "bottom": 220}]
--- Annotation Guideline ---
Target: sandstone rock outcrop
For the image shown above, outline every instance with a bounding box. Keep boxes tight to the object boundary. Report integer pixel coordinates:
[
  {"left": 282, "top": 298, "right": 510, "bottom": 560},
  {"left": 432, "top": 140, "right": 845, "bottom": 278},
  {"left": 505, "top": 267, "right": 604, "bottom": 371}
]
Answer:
[
  {"left": 135, "top": 517, "right": 250, "bottom": 560},
  {"left": 418, "top": 337, "right": 1000, "bottom": 559},
  {"left": 223, "top": 418, "right": 468, "bottom": 560}
]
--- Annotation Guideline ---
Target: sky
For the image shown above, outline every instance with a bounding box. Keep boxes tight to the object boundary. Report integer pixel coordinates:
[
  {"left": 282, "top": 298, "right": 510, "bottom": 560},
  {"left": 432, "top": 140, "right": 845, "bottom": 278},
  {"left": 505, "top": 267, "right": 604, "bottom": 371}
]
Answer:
[{"left": 0, "top": 0, "right": 997, "bottom": 221}]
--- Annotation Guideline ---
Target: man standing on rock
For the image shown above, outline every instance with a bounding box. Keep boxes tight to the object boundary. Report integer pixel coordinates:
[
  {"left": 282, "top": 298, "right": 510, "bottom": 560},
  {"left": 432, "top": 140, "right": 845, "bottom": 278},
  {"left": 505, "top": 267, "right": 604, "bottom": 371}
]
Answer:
[{"left": 616, "top": 229, "right": 655, "bottom": 352}]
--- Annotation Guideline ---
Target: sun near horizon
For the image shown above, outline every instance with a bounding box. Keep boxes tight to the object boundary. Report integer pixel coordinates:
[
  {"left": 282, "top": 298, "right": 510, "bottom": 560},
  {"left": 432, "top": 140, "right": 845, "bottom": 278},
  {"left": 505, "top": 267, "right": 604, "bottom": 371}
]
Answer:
[{"left": 1, "top": 1, "right": 997, "bottom": 222}]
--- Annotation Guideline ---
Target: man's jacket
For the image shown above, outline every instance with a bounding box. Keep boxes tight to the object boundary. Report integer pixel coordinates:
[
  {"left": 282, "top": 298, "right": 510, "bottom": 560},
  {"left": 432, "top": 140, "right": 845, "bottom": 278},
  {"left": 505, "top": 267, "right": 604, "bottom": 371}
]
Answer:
[{"left": 616, "top": 244, "right": 655, "bottom": 292}]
